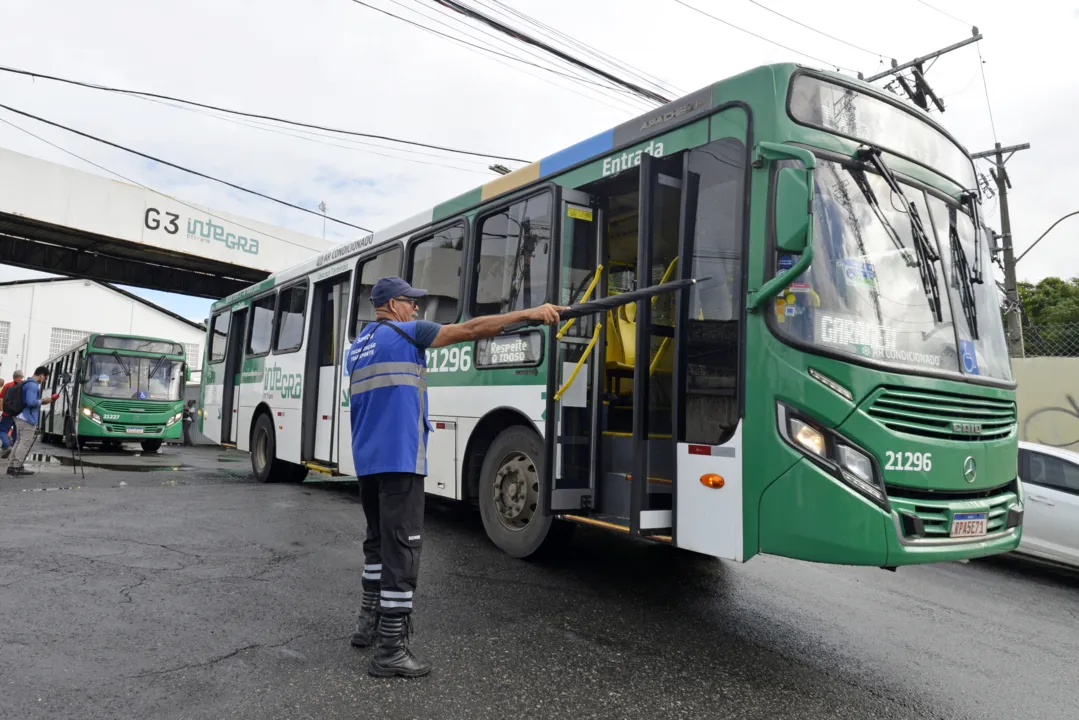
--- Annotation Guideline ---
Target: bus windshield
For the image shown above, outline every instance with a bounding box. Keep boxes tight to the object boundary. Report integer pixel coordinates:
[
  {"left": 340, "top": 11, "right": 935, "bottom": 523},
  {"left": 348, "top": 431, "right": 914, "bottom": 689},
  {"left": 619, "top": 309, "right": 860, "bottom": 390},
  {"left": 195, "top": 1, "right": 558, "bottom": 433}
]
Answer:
[
  {"left": 773, "top": 160, "right": 964, "bottom": 374},
  {"left": 82, "top": 354, "right": 184, "bottom": 400},
  {"left": 789, "top": 74, "right": 977, "bottom": 190}
]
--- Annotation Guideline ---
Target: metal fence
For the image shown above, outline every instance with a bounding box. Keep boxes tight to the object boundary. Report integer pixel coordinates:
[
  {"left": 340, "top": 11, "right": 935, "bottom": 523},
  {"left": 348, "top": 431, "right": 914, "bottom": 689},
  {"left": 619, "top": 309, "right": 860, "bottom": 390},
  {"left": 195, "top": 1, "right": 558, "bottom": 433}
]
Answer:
[{"left": 1022, "top": 323, "right": 1079, "bottom": 357}]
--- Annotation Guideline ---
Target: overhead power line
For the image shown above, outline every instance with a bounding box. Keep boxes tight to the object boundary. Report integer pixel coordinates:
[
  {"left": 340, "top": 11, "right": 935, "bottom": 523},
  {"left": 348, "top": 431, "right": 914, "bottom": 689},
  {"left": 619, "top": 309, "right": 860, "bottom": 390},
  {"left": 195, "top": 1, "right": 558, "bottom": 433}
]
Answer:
[
  {"left": 672, "top": 0, "right": 854, "bottom": 73},
  {"left": 0, "top": 64, "right": 530, "bottom": 163},
  {"left": 393, "top": 0, "right": 652, "bottom": 114},
  {"left": 976, "top": 41, "right": 998, "bottom": 144},
  {"left": 348, "top": 0, "right": 646, "bottom": 101},
  {"left": 429, "top": 0, "right": 671, "bottom": 104},
  {"left": 743, "top": 0, "right": 888, "bottom": 59},
  {"left": 914, "top": 0, "right": 973, "bottom": 27},
  {"left": 477, "top": 0, "right": 685, "bottom": 98},
  {"left": 0, "top": 102, "right": 372, "bottom": 233}
]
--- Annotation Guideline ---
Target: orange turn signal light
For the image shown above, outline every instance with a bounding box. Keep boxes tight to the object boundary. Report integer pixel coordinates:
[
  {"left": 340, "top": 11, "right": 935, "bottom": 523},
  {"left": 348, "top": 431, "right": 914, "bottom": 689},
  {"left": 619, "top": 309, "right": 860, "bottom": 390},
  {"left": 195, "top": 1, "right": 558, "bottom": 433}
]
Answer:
[{"left": 700, "top": 473, "right": 725, "bottom": 489}]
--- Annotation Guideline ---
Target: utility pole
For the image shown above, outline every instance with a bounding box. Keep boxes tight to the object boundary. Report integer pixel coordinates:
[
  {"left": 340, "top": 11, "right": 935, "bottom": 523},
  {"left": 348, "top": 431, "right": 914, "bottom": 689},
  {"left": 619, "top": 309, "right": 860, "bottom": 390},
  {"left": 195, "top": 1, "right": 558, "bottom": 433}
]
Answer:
[
  {"left": 971, "top": 142, "right": 1031, "bottom": 357},
  {"left": 860, "top": 27, "right": 983, "bottom": 113}
]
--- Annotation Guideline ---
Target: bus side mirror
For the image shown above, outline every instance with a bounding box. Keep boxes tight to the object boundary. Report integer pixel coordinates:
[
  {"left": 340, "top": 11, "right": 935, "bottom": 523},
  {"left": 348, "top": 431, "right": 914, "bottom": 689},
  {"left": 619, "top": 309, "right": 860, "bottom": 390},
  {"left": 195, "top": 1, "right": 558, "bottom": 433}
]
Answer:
[
  {"left": 775, "top": 167, "right": 812, "bottom": 253},
  {"left": 185, "top": 366, "right": 192, "bottom": 382}
]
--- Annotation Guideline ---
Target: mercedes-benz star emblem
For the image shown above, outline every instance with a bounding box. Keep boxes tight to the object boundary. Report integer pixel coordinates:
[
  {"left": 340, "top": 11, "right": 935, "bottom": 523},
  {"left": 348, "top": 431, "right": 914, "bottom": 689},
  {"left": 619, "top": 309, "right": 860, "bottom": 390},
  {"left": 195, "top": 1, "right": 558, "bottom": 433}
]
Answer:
[{"left": 963, "top": 456, "right": 977, "bottom": 483}]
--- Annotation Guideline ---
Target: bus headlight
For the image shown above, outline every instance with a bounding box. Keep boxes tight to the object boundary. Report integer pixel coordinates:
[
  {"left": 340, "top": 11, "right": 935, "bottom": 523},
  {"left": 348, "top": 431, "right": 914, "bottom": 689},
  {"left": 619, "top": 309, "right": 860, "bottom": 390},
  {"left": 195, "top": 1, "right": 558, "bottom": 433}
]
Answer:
[
  {"left": 777, "top": 402, "right": 888, "bottom": 509},
  {"left": 82, "top": 407, "right": 103, "bottom": 424},
  {"left": 836, "top": 445, "right": 884, "bottom": 503},
  {"left": 165, "top": 412, "right": 182, "bottom": 427},
  {"left": 790, "top": 418, "right": 825, "bottom": 456}
]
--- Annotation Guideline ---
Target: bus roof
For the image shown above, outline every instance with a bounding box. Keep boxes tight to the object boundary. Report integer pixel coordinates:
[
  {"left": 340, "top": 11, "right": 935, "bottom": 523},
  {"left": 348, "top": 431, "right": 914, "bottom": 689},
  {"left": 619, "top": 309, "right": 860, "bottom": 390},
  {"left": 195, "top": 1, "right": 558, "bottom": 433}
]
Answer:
[
  {"left": 211, "top": 62, "right": 946, "bottom": 313},
  {"left": 42, "top": 333, "right": 187, "bottom": 366}
]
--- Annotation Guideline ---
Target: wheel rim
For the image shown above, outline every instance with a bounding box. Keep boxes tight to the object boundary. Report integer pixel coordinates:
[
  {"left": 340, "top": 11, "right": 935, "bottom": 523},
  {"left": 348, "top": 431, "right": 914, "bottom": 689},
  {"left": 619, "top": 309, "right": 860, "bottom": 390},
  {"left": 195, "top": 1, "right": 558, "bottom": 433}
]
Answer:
[
  {"left": 254, "top": 428, "right": 269, "bottom": 472},
  {"left": 492, "top": 450, "right": 539, "bottom": 532}
]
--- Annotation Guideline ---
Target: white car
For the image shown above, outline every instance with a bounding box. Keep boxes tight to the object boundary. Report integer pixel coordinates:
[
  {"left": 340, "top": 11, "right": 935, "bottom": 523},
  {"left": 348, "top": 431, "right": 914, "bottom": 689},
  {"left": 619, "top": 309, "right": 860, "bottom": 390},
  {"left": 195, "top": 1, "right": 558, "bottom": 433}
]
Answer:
[{"left": 1016, "top": 441, "right": 1079, "bottom": 568}]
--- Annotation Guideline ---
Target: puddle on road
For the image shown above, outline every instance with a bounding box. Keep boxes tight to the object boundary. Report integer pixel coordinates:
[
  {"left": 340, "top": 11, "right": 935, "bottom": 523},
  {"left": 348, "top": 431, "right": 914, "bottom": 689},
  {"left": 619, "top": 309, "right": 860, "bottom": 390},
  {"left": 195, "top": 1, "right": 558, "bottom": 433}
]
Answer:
[{"left": 22, "top": 452, "right": 192, "bottom": 473}]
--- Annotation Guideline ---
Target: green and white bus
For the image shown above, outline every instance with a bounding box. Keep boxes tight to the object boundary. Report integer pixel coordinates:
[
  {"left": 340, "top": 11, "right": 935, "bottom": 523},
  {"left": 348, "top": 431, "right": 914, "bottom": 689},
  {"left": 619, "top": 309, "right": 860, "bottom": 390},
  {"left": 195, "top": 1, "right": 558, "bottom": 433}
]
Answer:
[
  {"left": 40, "top": 333, "right": 189, "bottom": 452},
  {"left": 201, "top": 63, "right": 1023, "bottom": 567}
]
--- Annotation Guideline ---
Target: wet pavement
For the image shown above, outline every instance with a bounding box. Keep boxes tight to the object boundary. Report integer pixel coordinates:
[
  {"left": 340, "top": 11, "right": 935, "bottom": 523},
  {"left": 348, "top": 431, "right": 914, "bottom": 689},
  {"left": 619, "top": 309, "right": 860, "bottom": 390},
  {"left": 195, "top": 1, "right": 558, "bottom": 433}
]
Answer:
[{"left": 1, "top": 444, "right": 1076, "bottom": 719}]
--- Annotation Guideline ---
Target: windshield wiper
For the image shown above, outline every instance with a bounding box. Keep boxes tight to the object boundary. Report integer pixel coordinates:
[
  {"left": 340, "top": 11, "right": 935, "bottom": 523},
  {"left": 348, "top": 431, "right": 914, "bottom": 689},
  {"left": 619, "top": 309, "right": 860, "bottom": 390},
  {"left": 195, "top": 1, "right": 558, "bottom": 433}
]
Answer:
[
  {"left": 961, "top": 191, "right": 985, "bottom": 285},
  {"left": 111, "top": 351, "right": 131, "bottom": 376},
  {"left": 147, "top": 355, "right": 167, "bottom": 382},
  {"left": 947, "top": 206, "right": 979, "bottom": 340},
  {"left": 853, "top": 147, "right": 943, "bottom": 322}
]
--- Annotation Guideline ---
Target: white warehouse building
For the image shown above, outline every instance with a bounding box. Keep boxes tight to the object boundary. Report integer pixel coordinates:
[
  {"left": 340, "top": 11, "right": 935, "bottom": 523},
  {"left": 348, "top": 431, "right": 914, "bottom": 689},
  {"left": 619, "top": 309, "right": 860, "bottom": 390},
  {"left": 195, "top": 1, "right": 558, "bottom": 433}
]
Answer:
[{"left": 0, "top": 278, "right": 206, "bottom": 382}]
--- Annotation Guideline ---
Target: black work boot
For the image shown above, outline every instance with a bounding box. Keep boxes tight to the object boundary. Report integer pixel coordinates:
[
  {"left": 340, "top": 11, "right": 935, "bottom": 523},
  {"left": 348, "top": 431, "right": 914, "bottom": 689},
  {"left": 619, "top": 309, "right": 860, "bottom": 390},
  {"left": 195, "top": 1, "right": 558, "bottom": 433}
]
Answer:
[
  {"left": 368, "top": 615, "right": 431, "bottom": 679},
  {"left": 351, "top": 591, "right": 380, "bottom": 648}
]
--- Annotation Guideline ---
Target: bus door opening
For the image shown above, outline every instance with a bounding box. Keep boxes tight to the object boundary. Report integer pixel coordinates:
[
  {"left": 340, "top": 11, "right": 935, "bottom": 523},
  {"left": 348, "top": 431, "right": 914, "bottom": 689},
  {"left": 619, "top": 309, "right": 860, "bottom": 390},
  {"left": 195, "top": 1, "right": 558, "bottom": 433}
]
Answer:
[
  {"left": 546, "top": 188, "right": 604, "bottom": 515},
  {"left": 221, "top": 307, "right": 247, "bottom": 445},
  {"left": 304, "top": 273, "right": 350, "bottom": 465},
  {"left": 554, "top": 153, "right": 685, "bottom": 535}
]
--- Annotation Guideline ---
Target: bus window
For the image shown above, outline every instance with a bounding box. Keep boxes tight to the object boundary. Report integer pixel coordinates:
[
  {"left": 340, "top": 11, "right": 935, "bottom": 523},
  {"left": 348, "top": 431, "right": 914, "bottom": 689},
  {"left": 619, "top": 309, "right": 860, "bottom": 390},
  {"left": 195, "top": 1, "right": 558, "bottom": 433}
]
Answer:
[
  {"left": 274, "top": 283, "right": 308, "bottom": 353},
  {"left": 350, "top": 246, "right": 402, "bottom": 339},
  {"left": 683, "top": 136, "right": 746, "bottom": 444},
  {"left": 246, "top": 294, "right": 276, "bottom": 357},
  {"left": 209, "top": 310, "right": 231, "bottom": 363},
  {"left": 473, "top": 191, "right": 552, "bottom": 317},
  {"left": 409, "top": 224, "right": 464, "bottom": 324}
]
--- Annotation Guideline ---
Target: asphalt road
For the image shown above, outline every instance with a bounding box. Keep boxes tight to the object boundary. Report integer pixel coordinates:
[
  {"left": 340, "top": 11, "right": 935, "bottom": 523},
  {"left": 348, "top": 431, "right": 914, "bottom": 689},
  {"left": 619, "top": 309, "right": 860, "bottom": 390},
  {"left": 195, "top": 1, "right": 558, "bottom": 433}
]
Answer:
[{"left": 1, "top": 444, "right": 1076, "bottom": 720}]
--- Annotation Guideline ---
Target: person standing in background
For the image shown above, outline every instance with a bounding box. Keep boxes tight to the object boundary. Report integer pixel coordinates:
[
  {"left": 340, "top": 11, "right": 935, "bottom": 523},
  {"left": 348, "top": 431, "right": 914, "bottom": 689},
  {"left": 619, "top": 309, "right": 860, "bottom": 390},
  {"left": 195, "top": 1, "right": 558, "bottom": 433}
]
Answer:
[
  {"left": 6, "top": 366, "right": 58, "bottom": 476},
  {"left": 182, "top": 400, "right": 197, "bottom": 446},
  {"left": 0, "top": 370, "right": 24, "bottom": 460}
]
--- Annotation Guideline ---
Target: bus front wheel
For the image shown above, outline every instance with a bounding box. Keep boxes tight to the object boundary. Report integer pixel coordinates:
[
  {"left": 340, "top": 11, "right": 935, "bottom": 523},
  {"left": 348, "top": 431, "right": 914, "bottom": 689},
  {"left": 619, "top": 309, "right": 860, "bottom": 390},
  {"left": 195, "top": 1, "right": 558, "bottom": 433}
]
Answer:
[
  {"left": 141, "top": 439, "right": 162, "bottom": 453},
  {"left": 478, "top": 425, "right": 569, "bottom": 559},
  {"left": 251, "top": 413, "right": 307, "bottom": 483}
]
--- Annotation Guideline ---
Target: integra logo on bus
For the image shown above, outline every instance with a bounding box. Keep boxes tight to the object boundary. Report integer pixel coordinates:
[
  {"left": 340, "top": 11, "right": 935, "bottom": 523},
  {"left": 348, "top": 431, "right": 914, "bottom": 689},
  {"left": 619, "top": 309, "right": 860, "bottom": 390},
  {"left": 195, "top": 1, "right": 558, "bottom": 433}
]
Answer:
[
  {"left": 263, "top": 364, "right": 302, "bottom": 399},
  {"left": 317, "top": 234, "right": 374, "bottom": 267}
]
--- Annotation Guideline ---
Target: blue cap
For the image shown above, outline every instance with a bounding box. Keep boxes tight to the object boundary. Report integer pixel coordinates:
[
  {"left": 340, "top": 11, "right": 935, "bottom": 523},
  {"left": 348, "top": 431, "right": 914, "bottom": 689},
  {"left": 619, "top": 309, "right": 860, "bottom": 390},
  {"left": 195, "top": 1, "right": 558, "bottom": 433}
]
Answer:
[{"left": 370, "top": 276, "right": 427, "bottom": 307}]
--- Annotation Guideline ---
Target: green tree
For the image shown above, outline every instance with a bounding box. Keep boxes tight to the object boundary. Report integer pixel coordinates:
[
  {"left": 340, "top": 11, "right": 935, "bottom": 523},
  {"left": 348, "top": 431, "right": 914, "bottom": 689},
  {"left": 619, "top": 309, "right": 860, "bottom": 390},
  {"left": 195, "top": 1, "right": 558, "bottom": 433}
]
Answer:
[
  {"left": 1018, "top": 277, "right": 1079, "bottom": 356},
  {"left": 1018, "top": 277, "right": 1079, "bottom": 325}
]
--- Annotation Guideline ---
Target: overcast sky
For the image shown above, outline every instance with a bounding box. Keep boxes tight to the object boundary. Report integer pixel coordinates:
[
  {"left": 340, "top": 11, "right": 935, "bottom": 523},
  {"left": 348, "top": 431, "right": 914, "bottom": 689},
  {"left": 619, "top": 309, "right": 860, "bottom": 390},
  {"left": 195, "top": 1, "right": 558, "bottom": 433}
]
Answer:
[{"left": 1, "top": 0, "right": 1076, "bottom": 324}]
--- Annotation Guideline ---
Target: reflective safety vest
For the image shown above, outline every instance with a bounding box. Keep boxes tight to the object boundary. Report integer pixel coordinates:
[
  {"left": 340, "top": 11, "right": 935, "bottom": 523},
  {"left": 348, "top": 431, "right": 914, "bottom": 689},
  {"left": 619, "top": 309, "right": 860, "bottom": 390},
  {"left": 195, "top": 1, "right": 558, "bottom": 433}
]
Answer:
[{"left": 345, "top": 320, "right": 431, "bottom": 477}]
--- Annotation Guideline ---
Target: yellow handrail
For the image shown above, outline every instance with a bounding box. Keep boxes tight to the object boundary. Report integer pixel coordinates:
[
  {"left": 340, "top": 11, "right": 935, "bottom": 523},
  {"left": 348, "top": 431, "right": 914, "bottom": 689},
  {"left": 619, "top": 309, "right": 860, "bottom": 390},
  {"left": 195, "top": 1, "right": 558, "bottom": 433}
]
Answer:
[
  {"left": 554, "top": 322, "right": 602, "bottom": 401},
  {"left": 645, "top": 258, "right": 680, "bottom": 374},
  {"left": 557, "top": 264, "right": 603, "bottom": 340},
  {"left": 649, "top": 337, "right": 671, "bottom": 376},
  {"left": 651, "top": 258, "right": 679, "bottom": 307}
]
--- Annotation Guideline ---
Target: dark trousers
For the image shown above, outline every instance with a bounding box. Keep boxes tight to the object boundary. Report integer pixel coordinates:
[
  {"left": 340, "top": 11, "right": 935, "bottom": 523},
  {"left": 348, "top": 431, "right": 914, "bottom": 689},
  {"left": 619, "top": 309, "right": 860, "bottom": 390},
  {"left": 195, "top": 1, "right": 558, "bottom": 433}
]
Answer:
[
  {"left": 0, "top": 415, "right": 14, "bottom": 449},
  {"left": 359, "top": 472, "right": 425, "bottom": 617},
  {"left": 182, "top": 421, "right": 193, "bottom": 445}
]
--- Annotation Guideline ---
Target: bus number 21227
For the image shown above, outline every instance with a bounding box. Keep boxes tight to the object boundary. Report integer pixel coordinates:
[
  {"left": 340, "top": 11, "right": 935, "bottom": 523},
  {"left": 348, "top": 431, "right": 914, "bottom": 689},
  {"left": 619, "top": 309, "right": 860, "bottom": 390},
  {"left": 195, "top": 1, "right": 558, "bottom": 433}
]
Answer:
[{"left": 425, "top": 346, "right": 472, "bottom": 374}]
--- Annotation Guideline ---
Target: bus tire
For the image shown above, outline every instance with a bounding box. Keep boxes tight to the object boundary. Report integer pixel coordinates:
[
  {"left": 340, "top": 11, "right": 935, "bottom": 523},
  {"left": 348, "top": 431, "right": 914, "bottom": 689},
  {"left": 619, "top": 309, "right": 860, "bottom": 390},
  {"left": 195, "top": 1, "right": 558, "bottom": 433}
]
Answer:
[
  {"left": 141, "top": 439, "right": 162, "bottom": 453},
  {"left": 250, "top": 413, "right": 306, "bottom": 483},
  {"left": 478, "top": 425, "right": 565, "bottom": 559}
]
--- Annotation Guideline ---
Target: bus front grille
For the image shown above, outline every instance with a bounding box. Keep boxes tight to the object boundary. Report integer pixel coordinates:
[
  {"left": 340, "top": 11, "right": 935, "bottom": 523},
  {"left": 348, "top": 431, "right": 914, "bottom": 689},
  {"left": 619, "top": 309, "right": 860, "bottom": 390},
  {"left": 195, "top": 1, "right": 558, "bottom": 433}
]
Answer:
[
  {"left": 867, "top": 387, "right": 1016, "bottom": 441},
  {"left": 95, "top": 400, "right": 174, "bottom": 414},
  {"left": 105, "top": 425, "right": 164, "bottom": 434},
  {"left": 887, "top": 483, "right": 1018, "bottom": 538}
]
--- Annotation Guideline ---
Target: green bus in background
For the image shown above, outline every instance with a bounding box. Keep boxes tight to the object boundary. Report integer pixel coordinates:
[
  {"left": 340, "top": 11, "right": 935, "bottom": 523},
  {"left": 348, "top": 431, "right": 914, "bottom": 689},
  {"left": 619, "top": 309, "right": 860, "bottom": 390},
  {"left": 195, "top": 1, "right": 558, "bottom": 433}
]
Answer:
[
  {"left": 40, "top": 333, "right": 189, "bottom": 453},
  {"left": 202, "top": 63, "right": 1023, "bottom": 568}
]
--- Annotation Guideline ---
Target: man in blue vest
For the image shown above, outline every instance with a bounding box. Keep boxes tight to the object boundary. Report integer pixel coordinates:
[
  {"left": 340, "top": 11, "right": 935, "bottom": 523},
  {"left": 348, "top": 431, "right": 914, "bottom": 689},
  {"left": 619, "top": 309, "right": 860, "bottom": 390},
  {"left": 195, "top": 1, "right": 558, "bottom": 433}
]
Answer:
[{"left": 345, "top": 276, "right": 562, "bottom": 679}]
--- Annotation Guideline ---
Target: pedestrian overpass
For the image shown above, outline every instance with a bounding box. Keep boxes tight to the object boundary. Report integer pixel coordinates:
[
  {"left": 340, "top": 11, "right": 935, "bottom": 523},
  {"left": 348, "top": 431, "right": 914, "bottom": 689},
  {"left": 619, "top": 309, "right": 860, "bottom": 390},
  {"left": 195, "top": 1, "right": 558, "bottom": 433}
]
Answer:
[{"left": 0, "top": 147, "right": 336, "bottom": 298}]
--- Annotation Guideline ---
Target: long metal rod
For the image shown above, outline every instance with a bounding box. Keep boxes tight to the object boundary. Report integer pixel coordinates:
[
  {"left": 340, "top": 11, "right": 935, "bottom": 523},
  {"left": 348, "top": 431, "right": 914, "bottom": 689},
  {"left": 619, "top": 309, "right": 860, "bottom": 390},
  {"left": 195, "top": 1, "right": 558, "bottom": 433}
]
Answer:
[
  {"left": 501, "top": 277, "right": 704, "bottom": 333},
  {"left": 864, "top": 33, "right": 983, "bottom": 82}
]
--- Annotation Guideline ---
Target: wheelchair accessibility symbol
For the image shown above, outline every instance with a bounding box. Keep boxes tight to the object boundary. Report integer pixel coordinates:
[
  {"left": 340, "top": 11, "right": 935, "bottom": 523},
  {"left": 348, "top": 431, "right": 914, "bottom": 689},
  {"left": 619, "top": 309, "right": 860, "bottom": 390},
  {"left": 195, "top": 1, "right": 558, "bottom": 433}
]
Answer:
[{"left": 959, "top": 339, "right": 979, "bottom": 375}]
